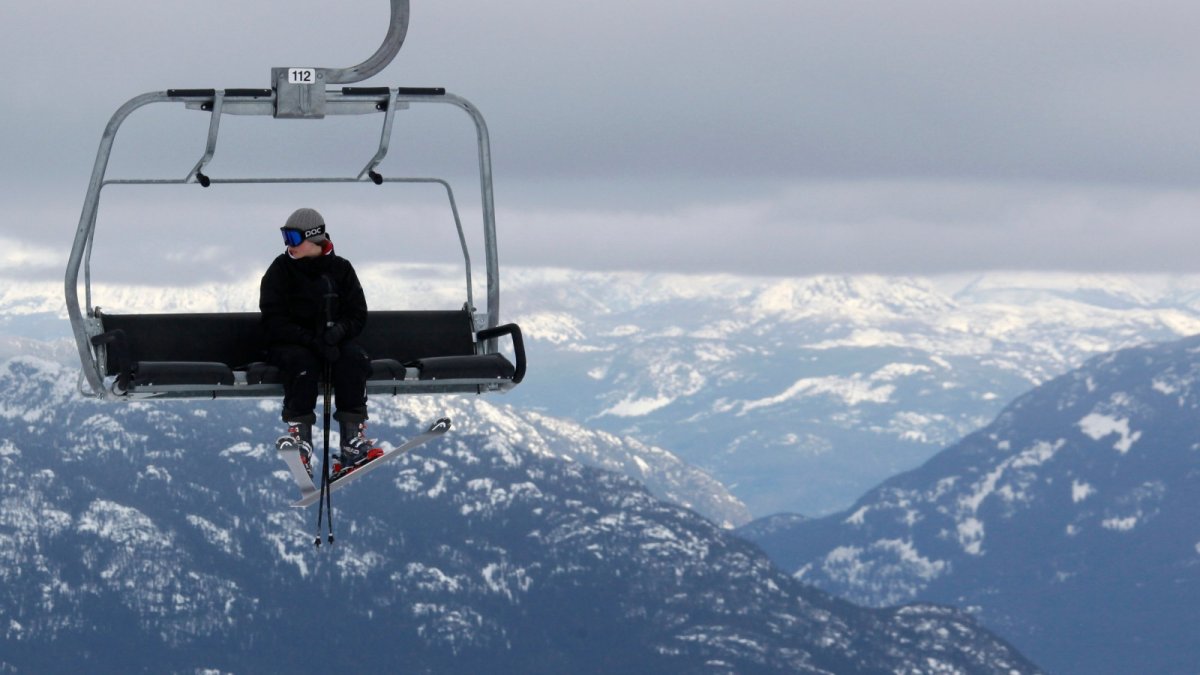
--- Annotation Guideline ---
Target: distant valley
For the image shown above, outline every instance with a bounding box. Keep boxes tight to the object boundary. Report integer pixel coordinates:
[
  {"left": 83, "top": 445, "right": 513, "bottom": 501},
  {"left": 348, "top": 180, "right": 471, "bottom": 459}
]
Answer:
[{"left": 14, "top": 268, "right": 1200, "bottom": 518}]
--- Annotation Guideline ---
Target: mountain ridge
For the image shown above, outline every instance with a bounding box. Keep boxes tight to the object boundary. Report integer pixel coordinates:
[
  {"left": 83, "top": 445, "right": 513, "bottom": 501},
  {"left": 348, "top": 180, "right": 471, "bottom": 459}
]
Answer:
[
  {"left": 0, "top": 356, "right": 1039, "bottom": 673},
  {"left": 740, "top": 334, "right": 1200, "bottom": 675}
]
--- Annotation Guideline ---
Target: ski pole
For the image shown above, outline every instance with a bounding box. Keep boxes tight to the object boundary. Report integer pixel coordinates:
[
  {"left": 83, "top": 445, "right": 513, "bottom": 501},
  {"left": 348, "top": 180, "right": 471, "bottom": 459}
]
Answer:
[
  {"left": 322, "top": 359, "right": 334, "bottom": 545},
  {"left": 315, "top": 275, "right": 338, "bottom": 547}
]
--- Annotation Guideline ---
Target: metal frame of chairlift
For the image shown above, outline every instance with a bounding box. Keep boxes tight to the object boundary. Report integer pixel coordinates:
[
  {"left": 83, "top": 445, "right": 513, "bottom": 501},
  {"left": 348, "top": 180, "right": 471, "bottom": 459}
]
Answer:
[{"left": 64, "top": 0, "right": 522, "bottom": 401}]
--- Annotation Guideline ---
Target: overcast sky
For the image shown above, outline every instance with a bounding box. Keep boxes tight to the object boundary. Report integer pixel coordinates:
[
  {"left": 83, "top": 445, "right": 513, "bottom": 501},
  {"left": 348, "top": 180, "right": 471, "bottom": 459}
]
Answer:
[{"left": 4, "top": 0, "right": 1200, "bottom": 286}]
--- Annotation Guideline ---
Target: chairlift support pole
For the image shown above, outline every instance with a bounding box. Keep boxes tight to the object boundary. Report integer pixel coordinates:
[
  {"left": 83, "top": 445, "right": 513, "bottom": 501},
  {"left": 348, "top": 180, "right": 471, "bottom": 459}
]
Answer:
[
  {"left": 65, "top": 0, "right": 505, "bottom": 399},
  {"left": 272, "top": 0, "right": 410, "bottom": 118}
]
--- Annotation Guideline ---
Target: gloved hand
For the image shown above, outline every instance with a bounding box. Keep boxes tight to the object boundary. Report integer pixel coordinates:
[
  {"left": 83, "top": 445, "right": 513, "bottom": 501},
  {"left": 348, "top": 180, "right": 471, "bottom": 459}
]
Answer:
[
  {"left": 323, "top": 323, "right": 347, "bottom": 345},
  {"left": 320, "top": 344, "right": 340, "bottom": 363}
]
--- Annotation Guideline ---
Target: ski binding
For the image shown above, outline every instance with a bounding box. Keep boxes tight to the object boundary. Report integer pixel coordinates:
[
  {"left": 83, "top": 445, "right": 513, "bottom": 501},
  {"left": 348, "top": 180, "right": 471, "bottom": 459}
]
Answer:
[{"left": 278, "top": 417, "right": 452, "bottom": 508}]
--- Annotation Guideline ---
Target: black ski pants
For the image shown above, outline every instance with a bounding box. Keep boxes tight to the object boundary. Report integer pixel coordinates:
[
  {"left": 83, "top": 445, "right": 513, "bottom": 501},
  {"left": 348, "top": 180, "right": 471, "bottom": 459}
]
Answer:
[{"left": 270, "top": 341, "right": 371, "bottom": 424}]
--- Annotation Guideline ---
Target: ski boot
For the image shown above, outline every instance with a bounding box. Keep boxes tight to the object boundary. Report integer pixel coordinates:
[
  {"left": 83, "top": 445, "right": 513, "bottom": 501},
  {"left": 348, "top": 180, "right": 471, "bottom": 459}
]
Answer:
[
  {"left": 334, "top": 414, "right": 384, "bottom": 475},
  {"left": 276, "top": 420, "right": 314, "bottom": 480}
]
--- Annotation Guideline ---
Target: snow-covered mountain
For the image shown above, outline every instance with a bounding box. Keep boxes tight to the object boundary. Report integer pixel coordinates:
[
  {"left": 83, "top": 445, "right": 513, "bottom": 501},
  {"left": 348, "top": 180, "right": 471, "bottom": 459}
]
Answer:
[
  {"left": 0, "top": 357, "right": 1038, "bottom": 673},
  {"left": 740, "top": 335, "right": 1200, "bottom": 675},
  {"left": 27, "top": 267, "right": 1200, "bottom": 517},
  {"left": 504, "top": 269, "right": 1200, "bottom": 514},
  {"left": 499, "top": 270, "right": 1200, "bottom": 518}
]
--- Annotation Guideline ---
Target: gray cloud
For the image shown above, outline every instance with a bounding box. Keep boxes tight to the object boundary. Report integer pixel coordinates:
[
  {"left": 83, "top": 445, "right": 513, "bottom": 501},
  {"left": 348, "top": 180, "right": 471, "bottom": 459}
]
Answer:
[
  {"left": 4, "top": 1, "right": 1200, "bottom": 282},
  {"left": 498, "top": 181, "right": 1200, "bottom": 276}
]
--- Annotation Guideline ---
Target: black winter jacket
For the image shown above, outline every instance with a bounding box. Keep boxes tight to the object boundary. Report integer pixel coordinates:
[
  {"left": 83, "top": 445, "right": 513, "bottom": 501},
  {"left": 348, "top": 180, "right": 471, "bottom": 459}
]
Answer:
[{"left": 259, "top": 244, "right": 368, "bottom": 350}]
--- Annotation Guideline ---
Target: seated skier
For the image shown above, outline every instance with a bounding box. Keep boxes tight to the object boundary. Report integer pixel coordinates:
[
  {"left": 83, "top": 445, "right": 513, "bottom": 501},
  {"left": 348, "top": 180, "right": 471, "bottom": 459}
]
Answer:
[{"left": 260, "top": 207, "right": 381, "bottom": 477}]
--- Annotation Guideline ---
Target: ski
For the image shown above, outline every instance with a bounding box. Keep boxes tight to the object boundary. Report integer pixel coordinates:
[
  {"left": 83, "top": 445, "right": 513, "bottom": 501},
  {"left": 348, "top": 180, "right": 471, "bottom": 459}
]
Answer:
[
  {"left": 277, "top": 436, "right": 319, "bottom": 504},
  {"left": 289, "top": 417, "right": 452, "bottom": 508}
]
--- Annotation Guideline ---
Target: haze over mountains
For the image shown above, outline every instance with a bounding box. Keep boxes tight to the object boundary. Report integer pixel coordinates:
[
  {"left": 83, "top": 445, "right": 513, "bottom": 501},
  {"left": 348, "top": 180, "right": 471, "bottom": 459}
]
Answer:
[{"left": 30, "top": 267, "right": 1200, "bottom": 518}]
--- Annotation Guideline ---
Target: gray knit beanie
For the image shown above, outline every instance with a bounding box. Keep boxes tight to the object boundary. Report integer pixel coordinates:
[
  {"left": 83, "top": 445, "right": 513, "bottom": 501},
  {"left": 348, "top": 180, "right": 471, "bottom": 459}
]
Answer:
[{"left": 284, "top": 207, "right": 328, "bottom": 243}]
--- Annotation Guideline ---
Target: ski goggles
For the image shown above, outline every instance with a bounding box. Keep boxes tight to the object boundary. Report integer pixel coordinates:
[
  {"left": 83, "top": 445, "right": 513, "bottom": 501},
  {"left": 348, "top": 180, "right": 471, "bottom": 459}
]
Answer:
[{"left": 280, "top": 223, "right": 325, "bottom": 247}]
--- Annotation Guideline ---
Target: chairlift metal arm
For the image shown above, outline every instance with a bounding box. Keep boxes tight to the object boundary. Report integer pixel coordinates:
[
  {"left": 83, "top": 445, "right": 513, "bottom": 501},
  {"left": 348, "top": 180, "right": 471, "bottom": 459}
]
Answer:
[
  {"left": 324, "top": 0, "right": 410, "bottom": 84},
  {"left": 66, "top": 91, "right": 165, "bottom": 396},
  {"left": 442, "top": 93, "right": 500, "bottom": 333}
]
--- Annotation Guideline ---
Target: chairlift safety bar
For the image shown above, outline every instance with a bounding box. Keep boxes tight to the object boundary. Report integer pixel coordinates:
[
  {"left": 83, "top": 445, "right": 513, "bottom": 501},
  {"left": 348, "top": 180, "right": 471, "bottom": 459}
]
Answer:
[{"left": 66, "top": 87, "right": 502, "bottom": 398}]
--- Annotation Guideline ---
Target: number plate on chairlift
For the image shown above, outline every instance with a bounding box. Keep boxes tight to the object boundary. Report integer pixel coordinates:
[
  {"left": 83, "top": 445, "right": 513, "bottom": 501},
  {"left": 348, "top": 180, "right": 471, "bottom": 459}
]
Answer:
[{"left": 287, "top": 68, "right": 317, "bottom": 84}]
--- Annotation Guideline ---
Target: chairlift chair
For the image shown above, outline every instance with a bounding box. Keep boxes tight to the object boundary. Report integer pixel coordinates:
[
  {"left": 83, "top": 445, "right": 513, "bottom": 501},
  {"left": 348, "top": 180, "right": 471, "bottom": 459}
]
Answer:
[{"left": 64, "top": 0, "right": 525, "bottom": 401}]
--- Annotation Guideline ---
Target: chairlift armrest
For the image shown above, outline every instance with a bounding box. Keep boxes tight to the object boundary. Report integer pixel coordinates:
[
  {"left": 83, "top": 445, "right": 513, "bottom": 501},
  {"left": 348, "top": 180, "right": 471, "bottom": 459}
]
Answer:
[
  {"left": 89, "top": 328, "right": 133, "bottom": 392},
  {"left": 168, "top": 89, "right": 217, "bottom": 99},
  {"left": 396, "top": 87, "right": 447, "bottom": 96},
  {"left": 476, "top": 323, "right": 526, "bottom": 384},
  {"left": 342, "top": 87, "right": 392, "bottom": 97}
]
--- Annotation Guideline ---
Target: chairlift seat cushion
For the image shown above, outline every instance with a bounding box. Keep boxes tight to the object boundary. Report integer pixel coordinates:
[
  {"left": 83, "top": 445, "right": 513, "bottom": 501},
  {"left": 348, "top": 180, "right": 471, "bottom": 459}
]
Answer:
[
  {"left": 245, "top": 362, "right": 282, "bottom": 385},
  {"left": 101, "top": 312, "right": 268, "bottom": 368},
  {"left": 247, "top": 360, "right": 406, "bottom": 383},
  {"left": 369, "top": 359, "right": 407, "bottom": 380},
  {"left": 414, "top": 354, "right": 516, "bottom": 381},
  {"left": 132, "top": 361, "right": 235, "bottom": 387},
  {"left": 95, "top": 309, "right": 522, "bottom": 395}
]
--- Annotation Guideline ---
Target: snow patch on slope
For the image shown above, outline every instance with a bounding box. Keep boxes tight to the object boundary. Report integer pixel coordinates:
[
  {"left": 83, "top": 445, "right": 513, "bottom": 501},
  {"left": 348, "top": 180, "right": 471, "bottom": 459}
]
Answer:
[
  {"left": 602, "top": 395, "right": 675, "bottom": 417},
  {"left": 1078, "top": 413, "right": 1141, "bottom": 454},
  {"left": 742, "top": 376, "right": 894, "bottom": 412}
]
